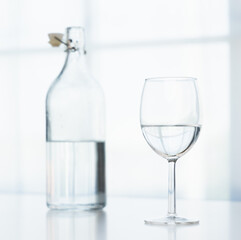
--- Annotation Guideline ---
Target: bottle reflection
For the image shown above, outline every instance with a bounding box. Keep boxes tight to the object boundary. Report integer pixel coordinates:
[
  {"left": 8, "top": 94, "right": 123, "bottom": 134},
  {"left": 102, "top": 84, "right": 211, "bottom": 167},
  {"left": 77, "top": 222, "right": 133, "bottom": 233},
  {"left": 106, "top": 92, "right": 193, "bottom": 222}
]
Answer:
[{"left": 47, "top": 210, "right": 106, "bottom": 240}]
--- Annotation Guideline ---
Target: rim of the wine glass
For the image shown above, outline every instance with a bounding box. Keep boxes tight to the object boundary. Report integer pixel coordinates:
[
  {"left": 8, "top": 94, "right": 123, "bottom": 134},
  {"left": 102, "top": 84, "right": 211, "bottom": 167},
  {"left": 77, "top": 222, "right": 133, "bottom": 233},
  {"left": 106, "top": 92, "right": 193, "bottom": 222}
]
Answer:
[{"left": 145, "top": 77, "right": 197, "bottom": 82}]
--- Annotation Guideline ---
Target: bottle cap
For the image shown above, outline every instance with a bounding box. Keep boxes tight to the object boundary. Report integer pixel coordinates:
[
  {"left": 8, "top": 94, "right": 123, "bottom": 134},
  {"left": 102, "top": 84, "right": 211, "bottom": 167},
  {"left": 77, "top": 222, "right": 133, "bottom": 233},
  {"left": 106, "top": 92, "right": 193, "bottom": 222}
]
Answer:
[{"left": 48, "top": 33, "right": 64, "bottom": 47}]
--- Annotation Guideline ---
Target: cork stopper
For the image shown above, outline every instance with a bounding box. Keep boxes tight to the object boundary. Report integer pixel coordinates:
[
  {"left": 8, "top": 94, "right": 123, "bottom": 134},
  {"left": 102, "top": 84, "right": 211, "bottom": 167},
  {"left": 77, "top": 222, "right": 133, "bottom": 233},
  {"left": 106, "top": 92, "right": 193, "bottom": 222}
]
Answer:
[{"left": 48, "top": 33, "right": 64, "bottom": 47}]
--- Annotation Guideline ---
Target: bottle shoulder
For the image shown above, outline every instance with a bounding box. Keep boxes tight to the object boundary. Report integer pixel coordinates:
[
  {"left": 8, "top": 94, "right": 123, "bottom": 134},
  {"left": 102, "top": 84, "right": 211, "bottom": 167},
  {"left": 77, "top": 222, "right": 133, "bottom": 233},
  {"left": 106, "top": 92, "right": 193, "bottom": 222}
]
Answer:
[
  {"left": 46, "top": 77, "right": 105, "bottom": 108},
  {"left": 46, "top": 53, "right": 104, "bottom": 104}
]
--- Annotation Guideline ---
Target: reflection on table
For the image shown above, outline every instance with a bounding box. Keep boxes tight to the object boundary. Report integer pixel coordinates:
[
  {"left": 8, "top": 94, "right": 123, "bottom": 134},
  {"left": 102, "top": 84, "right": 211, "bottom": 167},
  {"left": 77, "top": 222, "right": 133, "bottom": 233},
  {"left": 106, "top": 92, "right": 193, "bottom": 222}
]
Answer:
[{"left": 47, "top": 210, "right": 106, "bottom": 240}]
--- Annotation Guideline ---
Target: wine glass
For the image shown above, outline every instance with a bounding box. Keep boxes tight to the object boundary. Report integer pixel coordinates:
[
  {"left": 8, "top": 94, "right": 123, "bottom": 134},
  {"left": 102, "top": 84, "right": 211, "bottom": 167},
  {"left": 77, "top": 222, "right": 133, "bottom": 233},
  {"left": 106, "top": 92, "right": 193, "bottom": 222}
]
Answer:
[{"left": 140, "top": 77, "right": 202, "bottom": 225}]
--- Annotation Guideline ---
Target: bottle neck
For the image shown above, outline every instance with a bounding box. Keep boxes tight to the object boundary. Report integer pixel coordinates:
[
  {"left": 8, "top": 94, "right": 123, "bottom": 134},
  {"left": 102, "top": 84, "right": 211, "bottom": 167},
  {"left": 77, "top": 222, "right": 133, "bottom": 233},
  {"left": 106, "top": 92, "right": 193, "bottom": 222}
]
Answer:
[
  {"left": 66, "top": 27, "right": 85, "bottom": 52},
  {"left": 65, "top": 48, "right": 86, "bottom": 62},
  {"left": 61, "top": 48, "right": 87, "bottom": 76},
  {"left": 62, "top": 27, "right": 87, "bottom": 72}
]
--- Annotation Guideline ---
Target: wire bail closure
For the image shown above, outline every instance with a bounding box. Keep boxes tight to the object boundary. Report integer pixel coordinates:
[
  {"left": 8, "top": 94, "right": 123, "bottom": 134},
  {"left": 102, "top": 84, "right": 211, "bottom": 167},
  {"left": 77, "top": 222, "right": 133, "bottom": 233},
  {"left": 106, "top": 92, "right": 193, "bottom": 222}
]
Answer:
[{"left": 48, "top": 33, "right": 86, "bottom": 53}]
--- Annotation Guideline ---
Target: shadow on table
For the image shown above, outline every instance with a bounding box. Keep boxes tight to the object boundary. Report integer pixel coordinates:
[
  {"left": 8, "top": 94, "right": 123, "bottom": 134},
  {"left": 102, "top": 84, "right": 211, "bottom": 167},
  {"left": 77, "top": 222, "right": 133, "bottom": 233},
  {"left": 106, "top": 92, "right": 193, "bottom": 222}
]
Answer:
[{"left": 46, "top": 210, "right": 106, "bottom": 240}]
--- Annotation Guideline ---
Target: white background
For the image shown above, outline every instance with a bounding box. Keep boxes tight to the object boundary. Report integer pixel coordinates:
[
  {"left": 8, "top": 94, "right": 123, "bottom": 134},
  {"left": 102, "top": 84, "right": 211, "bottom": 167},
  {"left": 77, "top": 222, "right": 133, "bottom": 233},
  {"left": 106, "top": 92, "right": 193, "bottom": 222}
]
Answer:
[{"left": 0, "top": 0, "right": 240, "bottom": 200}]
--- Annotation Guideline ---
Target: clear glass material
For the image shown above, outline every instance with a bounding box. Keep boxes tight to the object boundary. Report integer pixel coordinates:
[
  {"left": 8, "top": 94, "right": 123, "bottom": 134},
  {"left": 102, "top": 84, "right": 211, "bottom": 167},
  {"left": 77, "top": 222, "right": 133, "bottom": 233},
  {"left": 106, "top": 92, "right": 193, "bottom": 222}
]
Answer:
[
  {"left": 46, "top": 27, "right": 106, "bottom": 210},
  {"left": 140, "top": 77, "right": 201, "bottom": 225}
]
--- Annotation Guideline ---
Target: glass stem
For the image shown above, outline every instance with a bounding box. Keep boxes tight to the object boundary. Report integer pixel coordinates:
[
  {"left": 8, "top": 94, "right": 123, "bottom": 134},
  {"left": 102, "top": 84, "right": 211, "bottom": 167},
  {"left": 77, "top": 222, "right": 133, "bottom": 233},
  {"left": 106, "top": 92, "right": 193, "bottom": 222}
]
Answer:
[{"left": 168, "top": 160, "right": 177, "bottom": 216}]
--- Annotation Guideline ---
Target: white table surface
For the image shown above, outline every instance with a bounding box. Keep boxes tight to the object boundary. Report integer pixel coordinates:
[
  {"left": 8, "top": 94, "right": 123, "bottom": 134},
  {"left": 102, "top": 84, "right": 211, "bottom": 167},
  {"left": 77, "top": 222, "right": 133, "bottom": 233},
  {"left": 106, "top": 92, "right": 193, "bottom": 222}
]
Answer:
[{"left": 1, "top": 194, "right": 240, "bottom": 240}]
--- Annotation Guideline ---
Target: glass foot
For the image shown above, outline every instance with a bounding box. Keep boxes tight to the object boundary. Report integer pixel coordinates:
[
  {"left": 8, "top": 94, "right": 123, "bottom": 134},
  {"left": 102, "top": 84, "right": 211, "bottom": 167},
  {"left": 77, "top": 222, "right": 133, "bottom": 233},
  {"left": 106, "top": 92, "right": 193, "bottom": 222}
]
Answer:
[{"left": 145, "top": 216, "right": 199, "bottom": 225}]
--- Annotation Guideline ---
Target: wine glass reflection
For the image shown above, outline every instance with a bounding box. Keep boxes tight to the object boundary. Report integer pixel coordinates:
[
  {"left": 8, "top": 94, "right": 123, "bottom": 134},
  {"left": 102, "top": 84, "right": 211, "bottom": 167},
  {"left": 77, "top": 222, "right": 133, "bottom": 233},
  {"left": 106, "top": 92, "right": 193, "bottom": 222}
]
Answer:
[
  {"left": 47, "top": 210, "right": 106, "bottom": 240},
  {"left": 167, "top": 226, "right": 176, "bottom": 240}
]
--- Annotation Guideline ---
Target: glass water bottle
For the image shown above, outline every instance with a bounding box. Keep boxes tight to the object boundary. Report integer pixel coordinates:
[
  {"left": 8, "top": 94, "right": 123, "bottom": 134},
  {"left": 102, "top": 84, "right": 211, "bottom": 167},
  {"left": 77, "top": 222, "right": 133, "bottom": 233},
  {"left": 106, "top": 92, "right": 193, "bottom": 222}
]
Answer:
[{"left": 46, "top": 27, "right": 106, "bottom": 210}]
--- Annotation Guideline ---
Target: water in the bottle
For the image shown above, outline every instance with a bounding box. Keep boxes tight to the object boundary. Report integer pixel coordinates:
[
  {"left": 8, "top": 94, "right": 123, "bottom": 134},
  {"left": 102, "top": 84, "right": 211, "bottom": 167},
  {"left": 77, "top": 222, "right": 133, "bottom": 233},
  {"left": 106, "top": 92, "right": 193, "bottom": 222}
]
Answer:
[{"left": 46, "top": 141, "right": 105, "bottom": 210}]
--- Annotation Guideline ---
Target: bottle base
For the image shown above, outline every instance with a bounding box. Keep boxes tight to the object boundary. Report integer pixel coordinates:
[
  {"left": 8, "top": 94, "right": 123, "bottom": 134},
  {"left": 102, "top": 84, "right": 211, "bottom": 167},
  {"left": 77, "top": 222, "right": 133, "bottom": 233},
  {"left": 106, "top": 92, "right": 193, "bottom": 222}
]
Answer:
[{"left": 47, "top": 202, "right": 106, "bottom": 211}]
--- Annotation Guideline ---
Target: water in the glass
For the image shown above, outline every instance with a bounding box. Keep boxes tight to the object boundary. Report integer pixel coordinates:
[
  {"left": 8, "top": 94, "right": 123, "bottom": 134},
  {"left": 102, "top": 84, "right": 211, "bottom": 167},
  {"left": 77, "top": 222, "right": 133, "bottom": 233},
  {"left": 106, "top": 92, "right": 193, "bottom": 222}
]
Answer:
[{"left": 141, "top": 124, "right": 201, "bottom": 159}]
